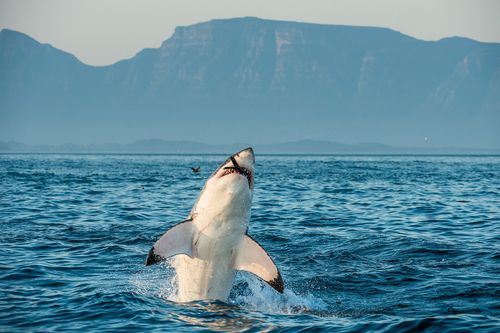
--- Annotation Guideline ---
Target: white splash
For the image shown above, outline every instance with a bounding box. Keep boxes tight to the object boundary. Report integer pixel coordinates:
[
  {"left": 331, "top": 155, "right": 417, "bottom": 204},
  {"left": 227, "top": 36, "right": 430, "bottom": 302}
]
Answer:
[
  {"left": 130, "top": 259, "right": 178, "bottom": 301},
  {"left": 230, "top": 273, "right": 327, "bottom": 315},
  {"left": 132, "top": 264, "right": 327, "bottom": 315}
]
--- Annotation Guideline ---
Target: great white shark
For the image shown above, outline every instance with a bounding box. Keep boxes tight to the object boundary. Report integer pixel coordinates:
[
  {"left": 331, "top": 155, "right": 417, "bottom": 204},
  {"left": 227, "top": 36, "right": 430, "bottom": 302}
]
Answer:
[{"left": 145, "top": 147, "right": 284, "bottom": 302}]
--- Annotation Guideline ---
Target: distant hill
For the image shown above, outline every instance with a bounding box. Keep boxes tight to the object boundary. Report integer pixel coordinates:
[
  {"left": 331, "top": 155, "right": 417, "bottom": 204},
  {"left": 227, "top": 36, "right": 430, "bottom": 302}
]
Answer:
[
  {"left": 1, "top": 139, "right": 498, "bottom": 155},
  {"left": 1, "top": 17, "right": 499, "bottom": 148}
]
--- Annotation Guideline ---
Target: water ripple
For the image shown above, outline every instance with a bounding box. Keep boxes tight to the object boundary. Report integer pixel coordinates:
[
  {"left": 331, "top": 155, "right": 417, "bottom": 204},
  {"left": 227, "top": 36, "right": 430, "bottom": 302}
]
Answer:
[{"left": 1, "top": 154, "right": 499, "bottom": 332}]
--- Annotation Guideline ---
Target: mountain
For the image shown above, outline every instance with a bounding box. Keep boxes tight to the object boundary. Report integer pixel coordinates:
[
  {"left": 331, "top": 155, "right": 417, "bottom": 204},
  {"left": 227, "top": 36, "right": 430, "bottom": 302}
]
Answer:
[
  {"left": 1, "top": 17, "right": 499, "bottom": 148},
  {"left": 1, "top": 139, "right": 498, "bottom": 155}
]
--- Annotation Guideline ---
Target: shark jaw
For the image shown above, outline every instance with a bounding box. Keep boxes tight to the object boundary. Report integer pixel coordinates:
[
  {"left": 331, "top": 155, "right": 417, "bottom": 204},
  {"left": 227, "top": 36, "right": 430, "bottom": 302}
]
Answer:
[
  {"left": 211, "top": 147, "right": 255, "bottom": 189},
  {"left": 145, "top": 147, "right": 284, "bottom": 302},
  {"left": 220, "top": 161, "right": 253, "bottom": 188}
]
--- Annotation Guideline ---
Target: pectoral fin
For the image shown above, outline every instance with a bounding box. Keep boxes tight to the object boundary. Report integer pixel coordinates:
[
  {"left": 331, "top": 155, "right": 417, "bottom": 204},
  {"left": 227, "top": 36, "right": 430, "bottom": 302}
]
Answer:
[
  {"left": 145, "top": 219, "right": 194, "bottom": 266},
  {"left": 233, "top": 235, "right": 284, "bottom": 293}
]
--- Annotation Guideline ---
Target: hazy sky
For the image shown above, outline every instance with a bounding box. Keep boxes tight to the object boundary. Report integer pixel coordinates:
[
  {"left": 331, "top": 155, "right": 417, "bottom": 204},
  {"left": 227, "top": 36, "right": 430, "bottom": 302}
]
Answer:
[{"left": 1, "top": 0, "right": 499, "bottom": 65}]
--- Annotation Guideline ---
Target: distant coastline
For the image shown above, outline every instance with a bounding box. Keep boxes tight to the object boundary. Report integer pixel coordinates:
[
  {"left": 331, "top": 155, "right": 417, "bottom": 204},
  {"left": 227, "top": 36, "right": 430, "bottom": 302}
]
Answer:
[{"left": 1, "top": 139, "right": 498, "bottom": 155}]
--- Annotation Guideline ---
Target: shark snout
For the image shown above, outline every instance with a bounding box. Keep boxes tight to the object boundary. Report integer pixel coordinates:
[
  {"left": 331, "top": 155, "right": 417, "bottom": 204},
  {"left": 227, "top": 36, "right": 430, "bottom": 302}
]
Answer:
[
  {"left": 235, "top": 147, "right": 255, "bottom": 166},
  {"left": 215, "top": 147, "right": 255, "bottom": 189}
]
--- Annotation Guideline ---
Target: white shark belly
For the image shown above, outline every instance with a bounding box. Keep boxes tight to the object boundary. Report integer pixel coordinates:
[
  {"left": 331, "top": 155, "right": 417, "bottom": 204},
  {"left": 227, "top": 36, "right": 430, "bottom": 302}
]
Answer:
[
  {"left": 173, "top": 255, "right": 236, "bottom": 302},
  {"left": 173, "top": 217, "right": 245, "bottom": 302}
]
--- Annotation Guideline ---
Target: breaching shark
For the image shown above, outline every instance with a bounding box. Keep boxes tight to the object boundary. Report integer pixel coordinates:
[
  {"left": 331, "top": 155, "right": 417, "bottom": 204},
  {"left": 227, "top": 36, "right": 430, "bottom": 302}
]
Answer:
[{"left": 145, "top": 147, "right": 284, "bottom": 302}]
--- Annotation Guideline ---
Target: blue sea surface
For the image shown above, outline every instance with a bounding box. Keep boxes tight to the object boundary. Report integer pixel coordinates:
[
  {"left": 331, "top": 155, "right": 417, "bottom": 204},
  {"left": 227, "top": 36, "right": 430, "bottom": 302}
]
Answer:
[{"left": 1, "top": 154, "right": 499, "bottom": 332}]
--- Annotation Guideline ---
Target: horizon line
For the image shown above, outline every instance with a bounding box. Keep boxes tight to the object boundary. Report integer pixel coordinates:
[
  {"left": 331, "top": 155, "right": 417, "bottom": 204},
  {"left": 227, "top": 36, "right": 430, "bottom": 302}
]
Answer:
[{"left": 1, "top": 138, "right": 499, "bottom": 152}]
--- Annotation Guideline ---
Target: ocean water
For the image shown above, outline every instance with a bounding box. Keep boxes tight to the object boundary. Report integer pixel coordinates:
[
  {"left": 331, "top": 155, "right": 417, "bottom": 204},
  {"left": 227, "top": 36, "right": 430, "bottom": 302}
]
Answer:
[{"left": 1, "top": 153, "right": 499, "bottom": 332}]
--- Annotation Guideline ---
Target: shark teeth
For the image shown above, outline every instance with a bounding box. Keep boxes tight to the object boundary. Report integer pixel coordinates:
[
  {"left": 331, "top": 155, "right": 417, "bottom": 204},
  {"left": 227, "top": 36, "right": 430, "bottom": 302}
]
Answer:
[{"left": 221, "top": 166, "right": 252, "bottom": 187}]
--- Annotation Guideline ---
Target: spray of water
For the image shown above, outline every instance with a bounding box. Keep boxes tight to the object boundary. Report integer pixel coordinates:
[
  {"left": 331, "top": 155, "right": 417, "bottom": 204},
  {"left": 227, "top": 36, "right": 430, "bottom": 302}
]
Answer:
[
  {"left": 130, "top": 260, "right": 177, "bottom": 301},
  {"left": 230, "top": 272, "right": 327, "bottom": 314},
  {"left": 131, "top": 261, "right": 327, "bottom": 315}
]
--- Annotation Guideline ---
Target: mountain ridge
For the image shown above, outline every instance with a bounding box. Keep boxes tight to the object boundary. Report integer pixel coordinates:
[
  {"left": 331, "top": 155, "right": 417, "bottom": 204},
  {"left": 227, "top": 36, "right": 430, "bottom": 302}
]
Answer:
[
  {"left": 1, "top": 17, "right": 499, "bottom": 148},
  {"left": 2, "top": 17, "right": 494, "bottom": 67}
]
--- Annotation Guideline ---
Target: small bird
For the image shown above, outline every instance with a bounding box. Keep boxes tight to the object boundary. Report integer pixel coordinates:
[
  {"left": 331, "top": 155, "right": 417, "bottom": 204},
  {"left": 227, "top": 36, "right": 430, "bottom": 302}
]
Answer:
[{"left": 191, "top": 166, "right": 201, "bottom": 173}]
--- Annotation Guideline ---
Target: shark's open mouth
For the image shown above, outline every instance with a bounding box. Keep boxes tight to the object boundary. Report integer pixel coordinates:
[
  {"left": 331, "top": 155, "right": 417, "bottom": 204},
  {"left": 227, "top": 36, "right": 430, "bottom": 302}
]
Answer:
[
  {"left": 221, "top": 156, "right": 253, "bottom": 187},
  {"left": 221, "top": 166, "right": 252, "bottom": 187}
]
